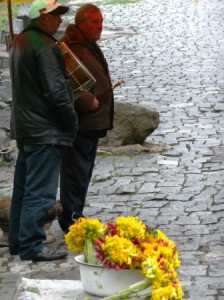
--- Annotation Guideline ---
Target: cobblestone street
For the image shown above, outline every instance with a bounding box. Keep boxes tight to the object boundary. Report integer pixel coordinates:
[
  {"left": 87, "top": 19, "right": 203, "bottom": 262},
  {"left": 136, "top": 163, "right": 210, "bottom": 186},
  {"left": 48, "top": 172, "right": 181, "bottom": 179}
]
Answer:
[{"left": 0, "top": 0, "right": 224, "bottom": 299}]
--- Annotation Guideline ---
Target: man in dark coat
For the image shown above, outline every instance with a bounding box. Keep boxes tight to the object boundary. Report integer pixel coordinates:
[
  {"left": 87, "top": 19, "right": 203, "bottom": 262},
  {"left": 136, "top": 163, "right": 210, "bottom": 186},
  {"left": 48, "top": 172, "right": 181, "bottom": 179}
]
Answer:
[
  {"left": 8, "top": 0, "right": 78, "bottom": 261},
  {"left": 58, "top": 4, "right": 114, "bottom": 232}
]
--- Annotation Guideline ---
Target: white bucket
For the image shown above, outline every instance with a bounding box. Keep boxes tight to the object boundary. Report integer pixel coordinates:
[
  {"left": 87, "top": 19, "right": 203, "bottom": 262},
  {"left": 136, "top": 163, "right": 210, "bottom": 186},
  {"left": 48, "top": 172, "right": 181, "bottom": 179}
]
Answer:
[{"left": 74, "top": 254, "right": 149, "bottom": 297}]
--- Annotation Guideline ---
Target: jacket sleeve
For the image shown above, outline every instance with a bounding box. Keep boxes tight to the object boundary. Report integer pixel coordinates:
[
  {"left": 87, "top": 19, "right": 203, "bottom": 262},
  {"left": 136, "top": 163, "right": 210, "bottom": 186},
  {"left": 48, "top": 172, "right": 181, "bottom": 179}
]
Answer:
[
  {"left": 37, "top": 43, "right": 78, "bottom": 133},
  {"left": 66, "top": 43, "right": 111, "bottom": 113}
]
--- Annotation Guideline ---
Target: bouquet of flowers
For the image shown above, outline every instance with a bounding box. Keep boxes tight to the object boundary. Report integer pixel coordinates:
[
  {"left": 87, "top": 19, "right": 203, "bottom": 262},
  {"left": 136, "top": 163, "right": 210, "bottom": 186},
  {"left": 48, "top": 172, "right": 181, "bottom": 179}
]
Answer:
[{"left": 65, "top": 216, "right": 183, "bottom": 300}]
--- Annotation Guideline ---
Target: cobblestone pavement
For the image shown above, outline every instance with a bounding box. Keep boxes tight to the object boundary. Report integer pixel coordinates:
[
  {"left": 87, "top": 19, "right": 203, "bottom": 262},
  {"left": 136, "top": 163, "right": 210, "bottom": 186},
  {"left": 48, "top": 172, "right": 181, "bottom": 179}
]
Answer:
[{"left": 0, "top": 0, "right": 224, "bottom": 299}]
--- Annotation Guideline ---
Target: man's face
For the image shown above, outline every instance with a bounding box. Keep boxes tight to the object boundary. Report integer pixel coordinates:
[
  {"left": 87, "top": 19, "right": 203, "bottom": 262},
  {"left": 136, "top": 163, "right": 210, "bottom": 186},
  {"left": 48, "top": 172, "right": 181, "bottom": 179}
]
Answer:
[
  {"left": 41, "top": 14, "right": 62, "bottom": 35},
  {"left": 78, "top": 11, "right": 103, "bottom": 42}
]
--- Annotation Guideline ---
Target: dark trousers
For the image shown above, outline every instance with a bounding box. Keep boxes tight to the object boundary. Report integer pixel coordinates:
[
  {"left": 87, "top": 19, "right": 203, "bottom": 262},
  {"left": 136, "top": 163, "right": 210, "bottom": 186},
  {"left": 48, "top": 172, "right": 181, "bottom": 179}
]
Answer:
[
  {"left": 8, "top": 145, "right": 62, "bottom": 260},
  {"left": 59, "top": 133, "right": 98, "bottom": 231}
]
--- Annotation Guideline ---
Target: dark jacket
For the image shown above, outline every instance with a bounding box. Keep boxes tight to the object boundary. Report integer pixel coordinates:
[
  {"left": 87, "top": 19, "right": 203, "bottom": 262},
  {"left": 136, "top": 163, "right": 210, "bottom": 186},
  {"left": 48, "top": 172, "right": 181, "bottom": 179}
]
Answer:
[
  {"left": 59, "top": 25, "right": 114, "bottom": 132},
  {"left": 9, "top": 23, "right": 78, "bottom": 146}
]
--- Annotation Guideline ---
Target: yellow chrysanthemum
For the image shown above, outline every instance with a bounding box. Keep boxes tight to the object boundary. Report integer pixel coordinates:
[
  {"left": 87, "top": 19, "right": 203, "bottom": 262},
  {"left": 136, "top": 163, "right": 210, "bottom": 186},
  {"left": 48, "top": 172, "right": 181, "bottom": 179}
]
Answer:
[
  {"left": 143, "top": 229, "right": 181, "bottom": 267},
  {"left": 101, "top": 235, "right": 139, "bottom": 267},
  {"left": 146, "top": 229, "right": 169, "bottom": 243},
  {"left": 141, "top": 257, "right": 158, "bottom": 279},
  {"left": 153, "top": 267, "right": 178, "bottom": 287},
  {"left": 151, "top": 279, "right": 183, "bottom": 300},
  {"left": 65, "top": 217, "right": 106, "bottom": 253},
  {"left": 114, "top": 216, "right": 146, "bottom": 240}
]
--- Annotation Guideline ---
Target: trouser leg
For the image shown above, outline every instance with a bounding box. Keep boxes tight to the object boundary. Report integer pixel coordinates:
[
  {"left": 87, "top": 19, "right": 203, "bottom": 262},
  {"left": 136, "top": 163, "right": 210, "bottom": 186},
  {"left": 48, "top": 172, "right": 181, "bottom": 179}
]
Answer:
[
  {"left": 59, "top": 134, "right": 98, "bottom": 231},
  {"left": 9, "top": 144, "right": 62, "bottom": 260},
  {"left": 8, "top": 148, "right": 26, "bottom": 254}
]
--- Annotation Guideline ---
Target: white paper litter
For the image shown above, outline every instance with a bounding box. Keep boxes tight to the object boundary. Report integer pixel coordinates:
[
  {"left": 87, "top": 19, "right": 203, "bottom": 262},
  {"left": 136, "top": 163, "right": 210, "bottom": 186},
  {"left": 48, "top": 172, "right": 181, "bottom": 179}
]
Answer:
[{"left": 13, "top": 277, "right": 99, "bottom": 300}]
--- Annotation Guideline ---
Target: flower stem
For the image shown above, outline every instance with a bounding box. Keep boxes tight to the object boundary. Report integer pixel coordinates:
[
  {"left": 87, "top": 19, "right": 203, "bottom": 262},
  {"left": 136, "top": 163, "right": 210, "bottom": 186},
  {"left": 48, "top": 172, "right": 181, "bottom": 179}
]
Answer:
[
  {"left": 84, "top": 239, "right": 98, "bottom": 265},
  {"left": 100, "top": 278, "right": 152, "bottom": 299}
]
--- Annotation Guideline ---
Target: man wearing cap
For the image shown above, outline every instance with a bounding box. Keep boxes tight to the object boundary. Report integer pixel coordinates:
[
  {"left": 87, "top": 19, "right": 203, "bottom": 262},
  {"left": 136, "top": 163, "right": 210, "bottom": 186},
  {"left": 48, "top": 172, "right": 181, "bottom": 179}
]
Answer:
[{"left": 8, "top": 0, "right": 78, "bottom": 261}]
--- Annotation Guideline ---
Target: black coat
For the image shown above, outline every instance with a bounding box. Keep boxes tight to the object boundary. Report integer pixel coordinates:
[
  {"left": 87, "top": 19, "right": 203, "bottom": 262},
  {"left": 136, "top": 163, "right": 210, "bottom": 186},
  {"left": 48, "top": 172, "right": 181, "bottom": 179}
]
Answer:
[{"left": 9, "top": 24, "right": 78, "bottom": 146}]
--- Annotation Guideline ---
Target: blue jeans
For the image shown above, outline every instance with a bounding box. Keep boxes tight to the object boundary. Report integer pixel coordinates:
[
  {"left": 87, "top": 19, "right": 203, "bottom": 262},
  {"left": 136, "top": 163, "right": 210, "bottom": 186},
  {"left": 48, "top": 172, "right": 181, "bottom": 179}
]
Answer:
[{"left": 8, "top": 144, "right": 62, "bottom": 260}]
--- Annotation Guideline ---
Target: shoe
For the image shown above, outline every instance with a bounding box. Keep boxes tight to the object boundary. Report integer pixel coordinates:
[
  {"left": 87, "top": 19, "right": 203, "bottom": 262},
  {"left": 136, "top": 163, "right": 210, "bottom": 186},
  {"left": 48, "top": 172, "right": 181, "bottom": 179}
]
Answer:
[{"left": 32, "top": 246, "right": 68, "bottom": 262}]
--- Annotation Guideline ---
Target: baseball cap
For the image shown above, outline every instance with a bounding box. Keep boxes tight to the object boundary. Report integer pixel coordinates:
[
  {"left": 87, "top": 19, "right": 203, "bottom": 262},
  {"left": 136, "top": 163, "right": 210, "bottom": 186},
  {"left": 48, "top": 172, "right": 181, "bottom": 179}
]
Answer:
[{"left": 29, "top": 0, "right": 69, "bottom": 19}]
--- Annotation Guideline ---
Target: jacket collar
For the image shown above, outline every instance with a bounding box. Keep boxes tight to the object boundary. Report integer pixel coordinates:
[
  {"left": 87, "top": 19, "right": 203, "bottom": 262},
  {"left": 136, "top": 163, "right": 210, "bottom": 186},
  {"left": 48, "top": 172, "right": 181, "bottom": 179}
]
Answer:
[{"left": 22, "top": 23, "right": 58, "bottom": 42}]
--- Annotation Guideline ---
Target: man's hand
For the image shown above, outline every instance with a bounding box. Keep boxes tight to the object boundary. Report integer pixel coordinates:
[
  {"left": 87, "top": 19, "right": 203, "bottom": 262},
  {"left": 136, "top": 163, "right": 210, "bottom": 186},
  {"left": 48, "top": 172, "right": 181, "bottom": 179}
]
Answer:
[{"left": 91, "top": 97, "right": 100, "bottom": 111}]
